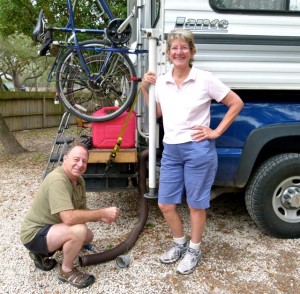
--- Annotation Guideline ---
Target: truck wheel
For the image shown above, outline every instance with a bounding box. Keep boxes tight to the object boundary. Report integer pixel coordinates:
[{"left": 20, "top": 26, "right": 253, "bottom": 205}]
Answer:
[{"left": 245, "top": 153, "right": 300, "bottom": 238}]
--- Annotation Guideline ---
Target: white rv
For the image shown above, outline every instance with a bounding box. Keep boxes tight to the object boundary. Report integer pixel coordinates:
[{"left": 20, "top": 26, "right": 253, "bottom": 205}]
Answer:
[{"left": 129, "top": 0, "right": 300, "bottom": 89}]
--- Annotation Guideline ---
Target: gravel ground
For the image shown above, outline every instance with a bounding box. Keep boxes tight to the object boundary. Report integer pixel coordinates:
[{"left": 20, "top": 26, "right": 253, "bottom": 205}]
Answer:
[{"left": 0, "top": 127, "right": 299, "bottom": 294}]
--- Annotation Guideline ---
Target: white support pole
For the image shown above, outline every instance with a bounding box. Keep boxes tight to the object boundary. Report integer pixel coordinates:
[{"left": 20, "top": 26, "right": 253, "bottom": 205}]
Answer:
[{"left": 144, "top": 34, "right": 158, "bottom": 199}]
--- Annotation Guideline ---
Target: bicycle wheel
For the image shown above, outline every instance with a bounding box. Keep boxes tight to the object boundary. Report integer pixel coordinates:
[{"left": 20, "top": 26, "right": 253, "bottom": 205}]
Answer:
[{"left": 56, "top": 40, "right": 138, "bottom": 122}]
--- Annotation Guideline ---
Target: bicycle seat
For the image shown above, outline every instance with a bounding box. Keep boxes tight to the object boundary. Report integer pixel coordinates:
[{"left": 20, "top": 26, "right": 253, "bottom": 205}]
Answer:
[
  {"left": 32, "top": 10, "right": 45, "bottom": 42},
  {"left": 39, "top": 30, "right": 53, "bottom": 56}
]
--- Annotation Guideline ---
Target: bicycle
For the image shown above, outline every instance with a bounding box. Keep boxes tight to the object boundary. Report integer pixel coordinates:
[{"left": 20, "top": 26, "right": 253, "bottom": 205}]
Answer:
[{"left": 32, "top": 0, "right": 147, "bottom": 122}]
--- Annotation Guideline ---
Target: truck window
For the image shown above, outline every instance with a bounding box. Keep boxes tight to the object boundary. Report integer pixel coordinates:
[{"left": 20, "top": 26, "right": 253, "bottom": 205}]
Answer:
[{"left": 210, "top": 0, "right": 300, "bottom": 12}]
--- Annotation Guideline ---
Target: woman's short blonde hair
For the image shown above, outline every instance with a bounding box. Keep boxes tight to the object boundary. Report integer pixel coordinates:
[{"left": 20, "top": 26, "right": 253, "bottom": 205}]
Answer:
[{"left": 166, "top": 29, "right": 197, "bottom": 61}]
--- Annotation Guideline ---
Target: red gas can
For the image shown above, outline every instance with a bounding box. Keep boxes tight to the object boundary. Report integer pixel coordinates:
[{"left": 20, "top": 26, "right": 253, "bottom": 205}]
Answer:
[{"left": 92, "top": 107, "right": 136, "bottom": 149}]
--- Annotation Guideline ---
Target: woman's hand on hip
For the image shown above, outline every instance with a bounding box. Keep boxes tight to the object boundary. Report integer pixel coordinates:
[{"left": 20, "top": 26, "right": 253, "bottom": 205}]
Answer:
[{"left": 191, "top": 126, "right": 220, "bottom": 141}]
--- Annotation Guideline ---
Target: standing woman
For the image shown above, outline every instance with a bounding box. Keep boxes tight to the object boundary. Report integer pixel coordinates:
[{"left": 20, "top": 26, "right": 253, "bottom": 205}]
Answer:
[{"left": 141, "top": 29, "right": 244, "bottom": 275}]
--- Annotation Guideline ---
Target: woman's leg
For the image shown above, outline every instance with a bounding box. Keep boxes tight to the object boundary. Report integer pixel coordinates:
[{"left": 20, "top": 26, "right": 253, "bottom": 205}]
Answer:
[
  {"left": 189, "top": 207, "right": 206, "bottom": 244},
  {"left": 158, "top": 203, "right": 184, "bottom": 238}
]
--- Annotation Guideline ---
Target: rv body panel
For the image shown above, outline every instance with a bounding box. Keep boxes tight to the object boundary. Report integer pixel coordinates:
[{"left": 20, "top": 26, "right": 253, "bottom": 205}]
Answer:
[{"left": 158, "top": 0, "right": 300, "bottom": 90}]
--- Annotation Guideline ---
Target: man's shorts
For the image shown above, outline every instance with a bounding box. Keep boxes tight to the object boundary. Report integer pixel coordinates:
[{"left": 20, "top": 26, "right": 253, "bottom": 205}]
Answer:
[
  {"left": 158, "top": 140, "right": 218, "bottom": 209},
  {"left": 23, "top": 224, "right": 53, "bottom": 256}
]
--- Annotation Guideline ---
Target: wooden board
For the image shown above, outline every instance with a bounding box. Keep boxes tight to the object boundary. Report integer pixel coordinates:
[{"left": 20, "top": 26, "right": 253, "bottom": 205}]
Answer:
[{"left": 88, "top": 148, "right": 138, "bottom": 163}]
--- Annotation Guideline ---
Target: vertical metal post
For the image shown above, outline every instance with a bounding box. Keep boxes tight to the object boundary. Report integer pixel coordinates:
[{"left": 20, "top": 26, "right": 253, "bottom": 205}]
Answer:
[{"left": 144, "top": 30, "right": 160, "bottom": 199}]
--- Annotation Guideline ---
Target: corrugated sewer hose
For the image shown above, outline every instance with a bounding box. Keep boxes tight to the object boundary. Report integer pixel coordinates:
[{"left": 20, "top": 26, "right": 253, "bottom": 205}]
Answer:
[{"left": 79, "top": 149, "right": 150, "bottom": 267}]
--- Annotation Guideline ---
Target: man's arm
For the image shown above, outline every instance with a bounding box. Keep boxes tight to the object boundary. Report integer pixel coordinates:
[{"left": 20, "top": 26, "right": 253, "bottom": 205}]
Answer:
[{"left": 59, "top": 207, "right": 120, "bottom": 225}]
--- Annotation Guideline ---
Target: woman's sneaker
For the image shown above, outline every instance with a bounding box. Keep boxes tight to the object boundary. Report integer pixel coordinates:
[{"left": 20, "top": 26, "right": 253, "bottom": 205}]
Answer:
[
  {"left": 176, "top": 247, "right": 201, "bottom": 275},
  {"left": 159, "top": 242, "right": 187, "bottom": 264}
]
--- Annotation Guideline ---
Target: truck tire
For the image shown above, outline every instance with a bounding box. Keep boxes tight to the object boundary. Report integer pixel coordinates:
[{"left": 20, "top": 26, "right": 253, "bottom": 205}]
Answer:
[{"left": 245, "top": 153, "right": 300, "bottom": 238}]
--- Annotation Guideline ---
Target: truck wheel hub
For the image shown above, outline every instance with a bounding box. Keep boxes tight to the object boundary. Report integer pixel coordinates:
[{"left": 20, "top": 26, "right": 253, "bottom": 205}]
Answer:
[{"left": 282, "top": 187, "right": 300, "bottom": 209}]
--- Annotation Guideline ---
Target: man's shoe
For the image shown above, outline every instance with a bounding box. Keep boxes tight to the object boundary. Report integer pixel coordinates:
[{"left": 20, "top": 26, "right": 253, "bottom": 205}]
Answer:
[
  {"left": 176, "top": 247, "right": 201, "bottom": 275},
  {"left": 29, "top": 252, "right": 57, "bottom": 271},
  {"left": 58, "top": 266, "right": 95, "bottom": 289},
  {"left": 159, "top": 242, "right": 188, "bottom": 264}
]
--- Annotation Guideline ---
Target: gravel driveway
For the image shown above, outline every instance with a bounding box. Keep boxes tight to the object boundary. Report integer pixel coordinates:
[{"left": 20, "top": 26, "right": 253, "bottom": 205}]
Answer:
[{"left": 0, "top": 127, "right": 299, "bottom": 294}]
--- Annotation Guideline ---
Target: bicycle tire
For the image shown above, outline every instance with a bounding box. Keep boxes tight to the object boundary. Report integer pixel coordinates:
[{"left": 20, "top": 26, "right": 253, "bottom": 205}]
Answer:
[{"left": 56, "top": 40, "right": 138, "bottom": 122}]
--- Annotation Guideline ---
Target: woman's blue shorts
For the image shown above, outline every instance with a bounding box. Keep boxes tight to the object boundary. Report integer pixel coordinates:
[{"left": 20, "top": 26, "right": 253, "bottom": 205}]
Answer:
[{"left": 158, "top": 140, "right": 218, "bottom": 209}]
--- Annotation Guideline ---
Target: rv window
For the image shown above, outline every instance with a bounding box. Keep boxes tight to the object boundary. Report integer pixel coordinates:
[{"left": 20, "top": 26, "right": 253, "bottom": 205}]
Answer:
[
  {"left": 290, "top": 0, "right": 300, "bottom": 10},
  {"left": 151, "top": 0, "right": 160, "bottom": 28},
  {"left": 211, "top": 0, "right": 300, "bottom": 12}
]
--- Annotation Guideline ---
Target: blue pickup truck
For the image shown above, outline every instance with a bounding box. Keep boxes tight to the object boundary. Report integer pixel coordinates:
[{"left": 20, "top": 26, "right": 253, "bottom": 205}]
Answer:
[{"left": 210, "top": 89, "right": 300, "bottom": 238}]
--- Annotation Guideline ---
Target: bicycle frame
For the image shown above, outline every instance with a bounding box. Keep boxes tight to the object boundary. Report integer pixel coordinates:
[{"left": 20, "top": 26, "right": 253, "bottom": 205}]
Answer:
[
  {"left": 46, "top": 0, "right": 146, "bottom": 83},
  {"left": 50, "top": 0, "right": 114, "bottom": 36}
]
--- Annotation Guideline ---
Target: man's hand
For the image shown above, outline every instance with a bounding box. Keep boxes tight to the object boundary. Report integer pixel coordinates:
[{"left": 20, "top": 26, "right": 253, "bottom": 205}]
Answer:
[{"left": 99, "top": 207, "right": 120, "bottom": 224}]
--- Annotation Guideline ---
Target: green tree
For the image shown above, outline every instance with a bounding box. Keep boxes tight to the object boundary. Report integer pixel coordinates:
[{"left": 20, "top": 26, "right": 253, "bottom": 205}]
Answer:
[
  {"left": 0, "top": 33, "right": 51, "bottom": 90},
  {"left": 0, "top": 0, "right": 127, "bottom": 88},
  {"left": 0, "top": 0, "right": 36, "bottom": 37},
  {"left": 0, "top": 0, "right": 127, "bottom": 38}
]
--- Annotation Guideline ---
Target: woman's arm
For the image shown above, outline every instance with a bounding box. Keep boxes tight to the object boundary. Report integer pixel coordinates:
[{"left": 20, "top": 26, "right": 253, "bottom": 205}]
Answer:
[
  {"left": 214, "top": 90, "right": 244, "bottom": 137},
  {"left": 191, "top": 90, "right": 244, "bottom": 141}
]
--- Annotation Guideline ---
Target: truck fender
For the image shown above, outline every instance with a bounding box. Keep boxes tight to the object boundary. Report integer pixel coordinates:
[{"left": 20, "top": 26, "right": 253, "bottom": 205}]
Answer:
[{"left": 235, "top": 123, "right": 300, "bottom": 187}]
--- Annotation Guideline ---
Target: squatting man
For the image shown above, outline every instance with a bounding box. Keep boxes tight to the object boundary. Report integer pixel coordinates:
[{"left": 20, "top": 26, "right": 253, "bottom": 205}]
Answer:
[{"left": 20, "top": 143, "right": 120, "bottom": 289}]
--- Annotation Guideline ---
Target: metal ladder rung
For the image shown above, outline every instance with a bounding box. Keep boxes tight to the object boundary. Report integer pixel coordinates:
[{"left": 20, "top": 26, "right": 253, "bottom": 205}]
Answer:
[
  {"left": 55, "top": 135, "right": 74, "bottom": 145},
  {"left": 49, "top": 154, "right": 64, "bottom": 163},
  {"left": 43, "top": 112, "right": 73, "bottom": 179}
]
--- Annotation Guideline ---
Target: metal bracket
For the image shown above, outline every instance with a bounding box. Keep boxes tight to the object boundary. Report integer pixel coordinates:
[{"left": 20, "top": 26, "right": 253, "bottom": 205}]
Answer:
[
  {"left": 141, "top": 28, "right": 161, "bottom": 39},
  {"left": 157, "top": 40, "right": 167, "bottom": 76}
]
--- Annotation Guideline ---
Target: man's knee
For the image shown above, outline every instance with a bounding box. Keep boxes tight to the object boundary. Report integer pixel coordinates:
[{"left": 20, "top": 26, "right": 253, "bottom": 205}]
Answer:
[
  {"left": 70, "top": 224, "right": 89, "bottom": 241},
  {"left": 47, "top": 223, "right": 91, "bottom": 252},
  {"left": 84, "top": 229, "right": 94, "bottom": 244}
]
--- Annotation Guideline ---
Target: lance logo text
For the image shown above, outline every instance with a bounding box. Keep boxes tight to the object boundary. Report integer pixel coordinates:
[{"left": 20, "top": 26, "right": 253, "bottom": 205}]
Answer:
[{"left": 175, "top": 17, "right": 229, "bottom": 31}]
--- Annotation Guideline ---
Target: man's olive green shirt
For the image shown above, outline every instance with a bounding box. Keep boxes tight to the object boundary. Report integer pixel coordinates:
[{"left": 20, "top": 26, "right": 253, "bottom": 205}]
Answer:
[{"left": 20, "top": 166, "right": 87, "bottom": 244}]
